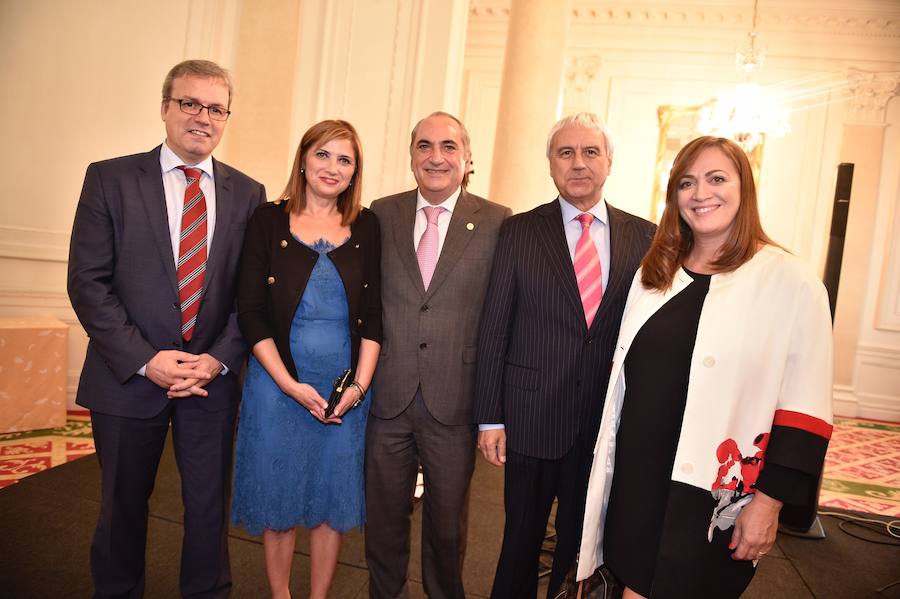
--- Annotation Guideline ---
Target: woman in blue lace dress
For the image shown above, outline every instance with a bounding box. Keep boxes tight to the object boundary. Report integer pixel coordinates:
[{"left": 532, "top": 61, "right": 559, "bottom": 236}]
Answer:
[{"left": 232, "top": 120, "right": 381, "bottom": 599}]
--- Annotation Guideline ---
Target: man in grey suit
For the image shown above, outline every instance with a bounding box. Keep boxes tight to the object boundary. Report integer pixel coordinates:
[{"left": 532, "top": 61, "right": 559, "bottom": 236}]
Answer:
[
  {"left": 67, "top": 60, "right": 265, "bottom": 598},
  {"left": 366, "top": 112, "right": 511, "bottom": 599},
  {"left": 475, "top": 113, "right": 656, "bottom": 598}
]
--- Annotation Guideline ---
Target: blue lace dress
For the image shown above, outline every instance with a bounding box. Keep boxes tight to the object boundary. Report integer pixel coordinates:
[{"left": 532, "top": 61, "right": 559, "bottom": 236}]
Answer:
[{"left": 231, "top": 238, "right": 369, "bottom": 535}]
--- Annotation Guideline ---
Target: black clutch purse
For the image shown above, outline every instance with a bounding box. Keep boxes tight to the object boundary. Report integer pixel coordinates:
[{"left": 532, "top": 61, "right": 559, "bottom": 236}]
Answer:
[{"left": 324, "top": 368, "right": 352, "bottom": 418}]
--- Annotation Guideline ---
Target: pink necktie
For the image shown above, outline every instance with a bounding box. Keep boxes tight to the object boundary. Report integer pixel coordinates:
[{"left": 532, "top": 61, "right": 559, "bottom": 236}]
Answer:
[
  {"left": 416, "top": 206, "right": 444, "bottom": 290},
  {"left": 176, "top": 166, "right": 208, "bottom": 341},
  {"left": 574, "top": 213, "right": 603, "bottom": 328}
]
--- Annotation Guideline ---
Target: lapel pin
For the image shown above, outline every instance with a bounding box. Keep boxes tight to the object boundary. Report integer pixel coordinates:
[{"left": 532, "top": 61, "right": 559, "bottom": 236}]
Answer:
[{"left": 466, "top": 222, "right": 476, "bottom": 231}]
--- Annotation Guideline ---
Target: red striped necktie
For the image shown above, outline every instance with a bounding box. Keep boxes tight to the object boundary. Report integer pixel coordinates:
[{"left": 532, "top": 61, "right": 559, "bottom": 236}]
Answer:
[
  {"left": 176, "top": 166, "right": 208, "bottom": 341},
  {"left": 574, "top": 213, "right": 603, "bottom": 328}
]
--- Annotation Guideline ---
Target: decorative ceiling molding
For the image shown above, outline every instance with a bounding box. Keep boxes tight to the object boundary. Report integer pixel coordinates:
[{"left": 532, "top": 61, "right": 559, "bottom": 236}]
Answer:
[{"left": 469, "top": 1, "right": 900, "bottom": 39}]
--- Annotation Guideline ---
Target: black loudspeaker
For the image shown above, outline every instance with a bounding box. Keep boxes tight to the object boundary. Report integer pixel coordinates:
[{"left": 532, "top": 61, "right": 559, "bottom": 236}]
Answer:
[
  {"left": 780, "top": 163, "right": 856, "bottom": 541},
  {"left": 822, "top": 163, "right": 854, "bottom": 321}
]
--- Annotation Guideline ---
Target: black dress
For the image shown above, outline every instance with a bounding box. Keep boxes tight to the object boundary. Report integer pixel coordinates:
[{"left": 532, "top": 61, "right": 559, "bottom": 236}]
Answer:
[{"left": 603, "top": 269, "right": 758, "bottom": 598}]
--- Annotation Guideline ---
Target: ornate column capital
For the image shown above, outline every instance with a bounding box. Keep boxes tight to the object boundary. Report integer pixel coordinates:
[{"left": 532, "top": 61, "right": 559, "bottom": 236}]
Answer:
[
  {"left": 845, "top": 69, "right": 900, "bottom": 124},
  {"left": 565, "top": 55, "right": 602, "bottom": 93},
  {"left": 563, "top": 55, "right": 602, "bottom": 115}
]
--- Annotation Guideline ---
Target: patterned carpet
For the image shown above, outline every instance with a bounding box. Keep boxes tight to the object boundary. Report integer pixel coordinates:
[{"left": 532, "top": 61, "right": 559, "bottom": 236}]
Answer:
[
  {"left": 1, "top": 413, "right": 899, "bottom": 517},
  {"left": 819, "top": 417, "right": 900, "bottom": 517},
  {"left": 0, "top": 412, "right": 94, "bottom": 490}
]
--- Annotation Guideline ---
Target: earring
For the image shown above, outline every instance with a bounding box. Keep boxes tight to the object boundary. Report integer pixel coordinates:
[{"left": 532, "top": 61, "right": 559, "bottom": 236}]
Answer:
[{"left": 300, "top": 168, "right": 305, "bottom": 174}]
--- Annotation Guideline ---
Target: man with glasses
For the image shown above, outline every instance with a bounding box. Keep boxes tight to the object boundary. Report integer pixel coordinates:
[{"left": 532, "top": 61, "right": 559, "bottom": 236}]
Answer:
[{"left": 68, "top": 60, "right": 265, "bottom": 598}]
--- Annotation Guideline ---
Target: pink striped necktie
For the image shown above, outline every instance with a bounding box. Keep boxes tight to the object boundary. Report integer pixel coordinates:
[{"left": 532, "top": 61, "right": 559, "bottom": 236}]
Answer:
[
  {"left": 416, "top": 205, "right": 444, "bottom": 290},
  {"left": 176, "top": 166, "right": 208, "bottom": 341},
  {"left": 574, "top": 213, "right": 603, "bottom": 328}
]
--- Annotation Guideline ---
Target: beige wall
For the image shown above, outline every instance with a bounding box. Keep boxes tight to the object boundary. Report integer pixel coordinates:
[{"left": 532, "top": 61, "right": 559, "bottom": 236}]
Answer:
[
  {"left": 2, "top": 0, "right": 899, "bottom": 418},
  {"left": 289, "top": 0, "right": 470, "bottom": 202},
  {"left": 0, "top": 0, "right": 221, "bottom": 407},
  {"left": 225, "top": 0, "right": 303, "bottom": 198}
]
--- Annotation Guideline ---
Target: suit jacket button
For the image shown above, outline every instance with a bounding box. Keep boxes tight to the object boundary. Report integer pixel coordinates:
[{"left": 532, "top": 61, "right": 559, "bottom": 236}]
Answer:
[
  {"left": 419, "top": 342, "right": 427, "bottom": 349},
  {"left": 267, "top": 276, "right": 276, "bottom": 285},
  {"left": 363, "top": 282, "right": 368, "bottom": 288},
  {"left": 357, "top": 319, "right": 363, "bottom": 325},
  {"left": 280, "top": 239, "right": 288, "bottom": 248},
  {"left": 421, "top": 305, "right": 429, "bottom": 312}
]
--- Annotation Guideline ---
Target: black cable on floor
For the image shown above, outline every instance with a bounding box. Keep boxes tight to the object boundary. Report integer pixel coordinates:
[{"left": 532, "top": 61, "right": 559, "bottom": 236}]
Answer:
[{"left": 817, "top": 510, "right": 900, "bottom": 546}]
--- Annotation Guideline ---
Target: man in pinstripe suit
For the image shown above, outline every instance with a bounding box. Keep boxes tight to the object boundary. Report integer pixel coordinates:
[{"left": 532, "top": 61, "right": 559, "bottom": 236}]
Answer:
[{"left": 474, "top": 113, "right": 656, "bottom": 598}]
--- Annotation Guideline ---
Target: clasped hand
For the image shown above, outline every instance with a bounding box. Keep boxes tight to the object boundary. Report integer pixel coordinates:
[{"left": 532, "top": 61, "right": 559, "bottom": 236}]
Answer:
[
  {"left": 145, "top": 350, "right": 223, "bottom": 398},
  {"left": 284, "top": 381, "right": 363, "bottom": 425}
]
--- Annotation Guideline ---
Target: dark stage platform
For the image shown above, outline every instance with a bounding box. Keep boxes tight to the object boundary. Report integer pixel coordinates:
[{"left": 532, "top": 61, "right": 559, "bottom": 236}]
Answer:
[{"left": 1, "top": 432, "right": 897, "bottom": 598}]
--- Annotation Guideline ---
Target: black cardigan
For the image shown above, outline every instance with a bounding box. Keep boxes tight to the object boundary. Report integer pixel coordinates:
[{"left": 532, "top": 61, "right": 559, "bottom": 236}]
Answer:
[{"left": 236, "top": 200, "right": 382, "bottom": 380}]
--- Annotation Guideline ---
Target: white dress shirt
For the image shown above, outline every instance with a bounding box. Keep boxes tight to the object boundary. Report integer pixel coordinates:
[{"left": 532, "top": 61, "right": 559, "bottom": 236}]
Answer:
[{"left": 413, "top": 187, "right": 461, "bottom": 256}]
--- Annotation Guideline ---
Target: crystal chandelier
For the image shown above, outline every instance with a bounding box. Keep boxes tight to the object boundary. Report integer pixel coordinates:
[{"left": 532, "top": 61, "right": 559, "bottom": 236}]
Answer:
[{"left": 698, "top": 0, "right": 790, "bottom": 154}]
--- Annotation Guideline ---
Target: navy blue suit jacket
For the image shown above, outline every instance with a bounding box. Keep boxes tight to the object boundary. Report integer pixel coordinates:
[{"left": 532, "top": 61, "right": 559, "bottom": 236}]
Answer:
[{"left": 68, "top": 146, "right": 266, "bottom": 418}]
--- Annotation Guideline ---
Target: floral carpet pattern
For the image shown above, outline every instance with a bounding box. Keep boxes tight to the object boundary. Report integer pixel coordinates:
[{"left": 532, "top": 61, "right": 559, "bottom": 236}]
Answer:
[
  {"left": 1, "top": 414, "right": 899, "bottom": 516},
  {"left": 0, "top": 412, "right": 94, "bottom": 489},
  {"left": 819, "top": 417, "right": 900, "bottom": 517}
]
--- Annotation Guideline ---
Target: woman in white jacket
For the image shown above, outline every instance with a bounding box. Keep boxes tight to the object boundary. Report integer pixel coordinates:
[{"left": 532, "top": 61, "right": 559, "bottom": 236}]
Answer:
[{"left": 576, "top": 136, "right": 833, "bottom": 598}]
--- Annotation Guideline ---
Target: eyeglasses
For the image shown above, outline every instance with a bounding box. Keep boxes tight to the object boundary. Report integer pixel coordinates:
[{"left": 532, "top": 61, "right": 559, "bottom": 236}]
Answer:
[{"left": 166, "top": 98, "right": 231, "bottom": 121}]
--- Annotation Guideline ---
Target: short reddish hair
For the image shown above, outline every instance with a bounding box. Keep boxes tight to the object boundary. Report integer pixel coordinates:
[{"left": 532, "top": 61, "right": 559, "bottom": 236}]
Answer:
[{"left": 640, "top": 136, "right": 778, "bottom": 291}]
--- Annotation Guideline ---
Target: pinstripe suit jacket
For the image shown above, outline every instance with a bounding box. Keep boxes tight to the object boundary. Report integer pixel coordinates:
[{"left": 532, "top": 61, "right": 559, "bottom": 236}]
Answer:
[
  {"left": 371, "top": 189, "right": 511, "bottom": 425},
  {"left": 473, "top": 199, "right": 655, "bottom": 459}
]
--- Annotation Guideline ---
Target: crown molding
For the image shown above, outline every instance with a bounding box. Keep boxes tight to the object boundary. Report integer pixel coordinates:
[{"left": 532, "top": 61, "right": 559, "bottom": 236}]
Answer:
[{"left": 469, "top": 1, "right": 900, "bottom": 40}]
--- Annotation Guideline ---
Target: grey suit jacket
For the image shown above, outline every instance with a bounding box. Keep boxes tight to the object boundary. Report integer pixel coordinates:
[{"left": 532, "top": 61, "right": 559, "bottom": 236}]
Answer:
[
  {"left": 370, "top": 189, "right": 511, "bottom": 425},
  {"left": 67, "top": 146, "right": 266, "bottom": 418}
]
